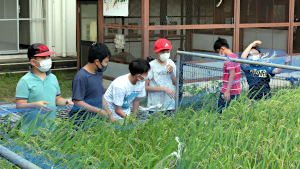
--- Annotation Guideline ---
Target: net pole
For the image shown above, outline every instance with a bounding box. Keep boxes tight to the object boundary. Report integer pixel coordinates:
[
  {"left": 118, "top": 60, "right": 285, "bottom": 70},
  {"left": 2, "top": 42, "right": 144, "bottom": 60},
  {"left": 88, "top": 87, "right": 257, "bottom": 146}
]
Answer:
[
  {"left": 177, "top": 51, "right": 300, "bottom": 71},
  {"left": 175, "top": 54, "right": 180, "bottom": 112},
  {"left": 0, "top": 144, "right": 41, "bottom": 169}
]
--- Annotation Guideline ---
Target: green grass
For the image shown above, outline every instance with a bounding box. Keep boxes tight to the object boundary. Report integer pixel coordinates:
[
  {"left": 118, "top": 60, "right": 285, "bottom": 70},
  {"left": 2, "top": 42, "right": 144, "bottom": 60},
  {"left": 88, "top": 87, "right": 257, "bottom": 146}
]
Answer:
[
  {"left": 0, "top": 73, "right": 24, "bottom": 103},
  {"left": 0, "top": 71, "right": 76, "bottom": 102},
  {"left": 53, "top": 71, "right": 77, "bottom": 98},
  {"left": 1, "top": 87, "right": 300, "bottom": 168}
]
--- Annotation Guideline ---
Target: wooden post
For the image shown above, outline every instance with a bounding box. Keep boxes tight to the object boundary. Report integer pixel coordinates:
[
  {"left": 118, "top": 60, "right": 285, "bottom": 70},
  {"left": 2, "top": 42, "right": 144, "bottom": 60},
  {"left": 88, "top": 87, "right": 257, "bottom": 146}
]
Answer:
[
  {"left": 288, "top": 0, "right": 295, "bottom": 54},
  {"left": 98, "top": 0, "right": 104, "bottom": 43},
  {"left": 185, "top": 0, "right": 193, "bottom": 51},
  {"left": 160, "top": 0, "right": 167, "bottom": 37},
  {"left": 180, "top": 0, "right": 184, "bottom": 50},
  {"left": 233, "top": 0, "right": 240, "bottom": 53},
  {"left": 141, "top": 0, "right": 149, "bottom": 60}
]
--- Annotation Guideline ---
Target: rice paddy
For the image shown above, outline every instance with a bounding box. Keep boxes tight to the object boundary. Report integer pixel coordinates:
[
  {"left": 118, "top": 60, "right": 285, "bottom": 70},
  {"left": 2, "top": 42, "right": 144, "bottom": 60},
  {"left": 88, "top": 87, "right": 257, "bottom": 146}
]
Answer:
[{"left": 1, "top": 86, "right": 300, "bottom": 168}]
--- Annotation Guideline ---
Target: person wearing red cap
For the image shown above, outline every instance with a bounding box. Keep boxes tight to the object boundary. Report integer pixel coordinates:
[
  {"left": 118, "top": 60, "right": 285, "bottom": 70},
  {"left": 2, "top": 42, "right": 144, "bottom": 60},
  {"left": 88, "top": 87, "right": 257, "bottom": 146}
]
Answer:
[
  {"left": 15, "top": 43, "right": 73, "bottom": 134},
  {"left": 145, "top": 38, "right": 176, "bottom": 115}
]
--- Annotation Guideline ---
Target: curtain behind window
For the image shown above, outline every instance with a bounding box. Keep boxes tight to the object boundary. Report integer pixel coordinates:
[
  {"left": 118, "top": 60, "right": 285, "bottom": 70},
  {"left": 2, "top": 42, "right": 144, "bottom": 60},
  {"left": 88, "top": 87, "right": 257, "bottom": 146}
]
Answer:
[{"left": 29, "top": 0, "right": 45, "bottom": 44}]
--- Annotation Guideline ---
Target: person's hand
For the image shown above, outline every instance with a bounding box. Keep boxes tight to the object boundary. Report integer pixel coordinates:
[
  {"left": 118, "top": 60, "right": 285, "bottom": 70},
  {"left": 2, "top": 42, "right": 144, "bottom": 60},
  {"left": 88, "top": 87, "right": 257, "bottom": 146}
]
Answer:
[
  {"left": 166, "top": 64, "right": 174, "bottom": 74},
  {"left": 66, "top": 100, "right": 74, "bottom": 105},
  {"left": 223, "top": 91, "right": 231, "bottom": 102},
  {"left": 284, "top": 55, "right": 291, "bottom": 65},
  {"left": 65, "top": 100, "right": 74, "bottom": 110},
  {"left": 109, "top": 116, "right": 116, "bottom": 123},
  {"left": 35, "top": 101, "right": 52, "bottom": 114},
  {"left": 164, "top": 87, "right": 175, "bottom": 98},
  {"left": 251, "top": 40, "right": 262, "bottom": 47},
  {"left": 35, "top": 100, "right": 49, "bottom": 107},
  {"left": 130, "top": 116, "right": 136, "bottom": 123}
]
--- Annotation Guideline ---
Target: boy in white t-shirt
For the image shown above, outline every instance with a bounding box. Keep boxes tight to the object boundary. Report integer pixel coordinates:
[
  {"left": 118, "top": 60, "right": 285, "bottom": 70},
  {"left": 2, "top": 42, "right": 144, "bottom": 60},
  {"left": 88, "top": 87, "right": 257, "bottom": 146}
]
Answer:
[
  {"left": 145, "top": 38, "right": 176, "bottom": 115},
  {"left": 104, "top": 58, "right": 150, "bottom": 119}
]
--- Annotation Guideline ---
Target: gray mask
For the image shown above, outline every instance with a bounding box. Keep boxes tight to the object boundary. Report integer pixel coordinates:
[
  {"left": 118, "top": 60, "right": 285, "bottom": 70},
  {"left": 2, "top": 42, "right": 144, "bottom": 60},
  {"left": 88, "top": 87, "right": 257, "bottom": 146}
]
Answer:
[{"left": 96, "top": 63, "right": 108, "bottom": 72}]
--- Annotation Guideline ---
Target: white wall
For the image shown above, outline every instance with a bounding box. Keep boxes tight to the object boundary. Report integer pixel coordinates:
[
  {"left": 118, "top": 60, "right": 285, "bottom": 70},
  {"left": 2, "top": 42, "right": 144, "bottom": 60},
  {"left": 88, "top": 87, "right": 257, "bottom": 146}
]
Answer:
[
  {"left": 0, "top": 0, "right": 4, "bottom": 18},
  {"left": 243, "top": 28, "right": 288, "bottom": 52},
  {"left": 46, "top": 0, "right": 77, "bottom": 57},
  {"left": 192, "top": 34, "right": 233, "bottom": 52},
  {"left": 191, "top": 28, "right": 288, "bottom": 53}
]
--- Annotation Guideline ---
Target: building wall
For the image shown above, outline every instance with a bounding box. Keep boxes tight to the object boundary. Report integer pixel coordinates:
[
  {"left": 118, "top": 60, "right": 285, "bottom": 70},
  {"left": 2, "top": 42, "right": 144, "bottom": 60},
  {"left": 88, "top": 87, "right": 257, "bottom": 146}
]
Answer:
[
  {"left": 46, "top": 0, "right": 77, "bottom": 57},
  {"left": 243, "top": 28, "right": 288, "bottom": 52},
  {"left": 193, "top": 34, "right": 233, "bottom": 52}
]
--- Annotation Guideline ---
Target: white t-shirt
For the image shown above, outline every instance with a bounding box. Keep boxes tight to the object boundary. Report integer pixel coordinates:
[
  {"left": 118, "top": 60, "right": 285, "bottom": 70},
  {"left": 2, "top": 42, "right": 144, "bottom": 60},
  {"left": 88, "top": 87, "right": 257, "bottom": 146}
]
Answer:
[
  {"left": 147, "top": 59, "right": 176, "bottom": 111},
  {"left": 104, "top": 73, "right": 146, "bottom": 119}
]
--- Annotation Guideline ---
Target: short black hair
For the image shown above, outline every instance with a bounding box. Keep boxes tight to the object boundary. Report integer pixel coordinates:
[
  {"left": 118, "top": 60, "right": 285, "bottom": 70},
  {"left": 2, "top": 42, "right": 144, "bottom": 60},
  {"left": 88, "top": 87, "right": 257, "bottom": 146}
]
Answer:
[
  {"left": 88, "top": 42, "right": 111, "bottom": 63},
  {"left": 129, "top": 58, "right": 150, "bottom": 76},
  {"left": 214, "top": 38, "right": 230, "bottom": 51},
  {"left": 251, "top": 46, "right": 261, "bottom": 53}
]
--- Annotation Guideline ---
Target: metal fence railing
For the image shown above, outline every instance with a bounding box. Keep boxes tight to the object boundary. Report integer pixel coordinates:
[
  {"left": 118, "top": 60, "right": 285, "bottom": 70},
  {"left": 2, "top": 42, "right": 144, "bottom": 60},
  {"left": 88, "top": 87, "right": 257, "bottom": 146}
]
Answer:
[{"left": 175, "top": 51, "right": 300, "bottom": 111}]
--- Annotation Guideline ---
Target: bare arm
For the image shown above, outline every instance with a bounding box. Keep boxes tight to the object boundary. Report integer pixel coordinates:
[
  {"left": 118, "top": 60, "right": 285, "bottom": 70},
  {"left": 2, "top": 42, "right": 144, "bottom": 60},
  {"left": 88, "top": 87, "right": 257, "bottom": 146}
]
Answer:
[
  {"left": 224, "top": 69, "right": 235, "bottom": 101},
  {"left": 167, "top": 64, "right": 176, "bottom": 85},
  {"left": 73, "top": 99, "right": 109, "bottom": 118},
  {"left": 145, "top": 79, "right": 166, "bottom": 92},
  {"left": 132, "top": 97, "right": 139, "bottom": 116},
  {"left": 56, "top": 95, "right": 73, "bottom": 106},
  {"left": 16, "top": 99, "right": 49, "bottom": 109},
  {"left": 145, "top": 79, "right": 175, "bottom": 98},
  {"left": 241, "top": 40, "right": 262, "bottom": 59},
  {"left": 272, "top": 56, "right": 292, "bottom": 74},
  {"left": 170, "top": 72, "right": 176, "bottom": 86},
  {"left": 102, "top": 96, "right": 115, "bottom": 121},
  {"left": 272, "top": 68, "right": 286, "bottom": 74},
  {"left": 16, "top": 99, "right": 50, "bottom": 110},
  {"left": 226, "top": 69, "right": 235, "bottom": 92},
  {"left": 114, "top": 106, "right": 127, "bottom": 118}
]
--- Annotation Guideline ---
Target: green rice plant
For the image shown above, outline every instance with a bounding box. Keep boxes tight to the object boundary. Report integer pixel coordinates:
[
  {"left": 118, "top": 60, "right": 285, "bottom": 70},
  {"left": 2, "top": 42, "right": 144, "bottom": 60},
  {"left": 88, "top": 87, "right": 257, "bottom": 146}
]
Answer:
[{"left": 2, "top": 87, "right": 300, "bottom": 168}]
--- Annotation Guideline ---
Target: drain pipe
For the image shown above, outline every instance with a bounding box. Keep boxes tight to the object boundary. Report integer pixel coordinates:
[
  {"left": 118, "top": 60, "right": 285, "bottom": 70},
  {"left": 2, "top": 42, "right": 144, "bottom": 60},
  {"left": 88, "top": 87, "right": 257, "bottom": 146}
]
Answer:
[
  {"left": 52, "top": 0, "right": 56, "bottom": 57},
  {"left": 0, "top": 144, "right": 41, "bottom": 169},
  {"left": 62, "top": 0, "right": 67, "bottom": 57}
]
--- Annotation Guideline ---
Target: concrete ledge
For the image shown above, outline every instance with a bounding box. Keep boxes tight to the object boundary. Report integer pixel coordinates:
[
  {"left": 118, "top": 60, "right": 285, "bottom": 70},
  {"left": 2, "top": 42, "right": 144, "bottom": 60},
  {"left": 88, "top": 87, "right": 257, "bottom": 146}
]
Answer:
[{"left": 0, "top": 54, "right": 27, "bottom": 60}]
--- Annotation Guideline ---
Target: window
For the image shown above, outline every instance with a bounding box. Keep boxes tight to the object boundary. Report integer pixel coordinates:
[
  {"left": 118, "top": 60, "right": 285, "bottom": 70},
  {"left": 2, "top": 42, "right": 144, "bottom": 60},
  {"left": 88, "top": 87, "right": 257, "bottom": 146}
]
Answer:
[
  {"left": 0, "top": 0, "right": 46, "bottom": 54},
  {"left": 240, "top": 0, "right": 289, "bottom": 23}
]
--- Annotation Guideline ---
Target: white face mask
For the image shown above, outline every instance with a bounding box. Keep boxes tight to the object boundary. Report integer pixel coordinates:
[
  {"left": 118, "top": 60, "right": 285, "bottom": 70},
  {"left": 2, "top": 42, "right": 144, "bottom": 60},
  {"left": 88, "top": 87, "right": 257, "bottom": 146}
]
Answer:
[
  {"left": 248, "top": 54, "right": 260, "bottom": 61},
  {"left": 34, "top": 58, "right": 52, "bottom": 72},
  {"left": 138, "top": 74, "right": 149, "bottom": 82},
  {"left": 159, "top": 52, "right": 170, "bottom": 62}
]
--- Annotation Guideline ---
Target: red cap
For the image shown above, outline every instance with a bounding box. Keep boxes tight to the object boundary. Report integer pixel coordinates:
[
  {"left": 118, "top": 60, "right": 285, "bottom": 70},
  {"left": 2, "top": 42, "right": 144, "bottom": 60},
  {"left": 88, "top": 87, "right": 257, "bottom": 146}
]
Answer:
[
  {"left": 154, "top": 38, "right": 172, "bottom": 53},
  {"left": 28, "top": 43, "right": 56, "bottom": 59}
]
